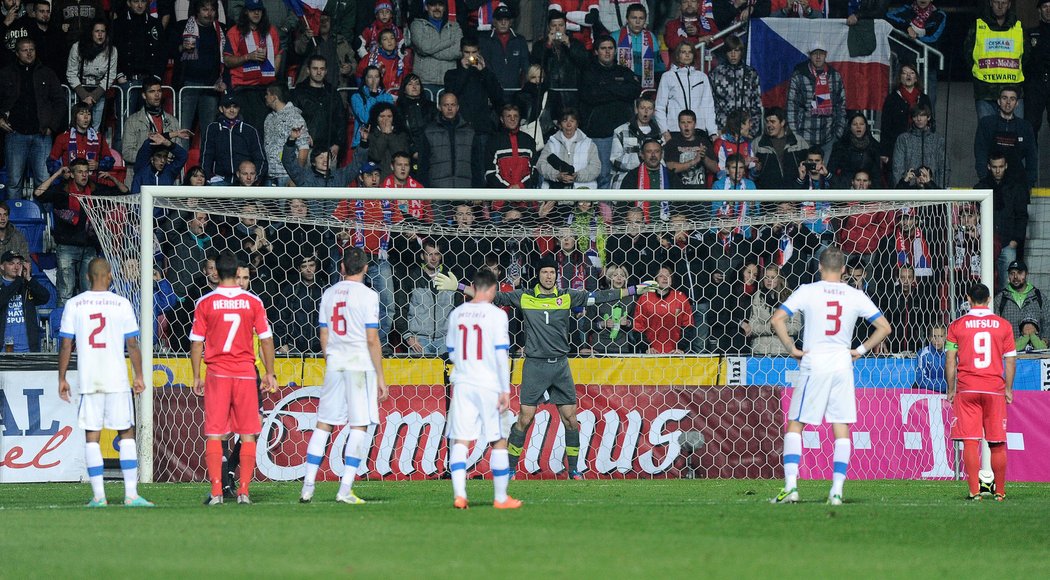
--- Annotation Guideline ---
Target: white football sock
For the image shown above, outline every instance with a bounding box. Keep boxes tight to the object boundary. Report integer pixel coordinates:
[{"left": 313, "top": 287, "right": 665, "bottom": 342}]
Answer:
[
  {"left": 85, "top": 442, "right": 105, "bottom": 500},
  {"left": 830, "top": 438, "right": 851, "bottom": 497},
  {"left": 119, "top": 438, "right": 139, "bottom": 498},
  {"left": 338, "top": 429, "right": 368, "bottom": 497},
  {"left": 451, "top": 443, "right": 469, "bottom": 499},
  {"left": 783, "top": 432, "right": 802, "bottom": 491},
  {"left": 491, "top": 448, "right": 510, "bottom": 503},
  {"left": 303, "top": 429, "right": 330, "bottom": 493},
  {"left": 981, "top": 439, "right": 993, "bottom": 473}
]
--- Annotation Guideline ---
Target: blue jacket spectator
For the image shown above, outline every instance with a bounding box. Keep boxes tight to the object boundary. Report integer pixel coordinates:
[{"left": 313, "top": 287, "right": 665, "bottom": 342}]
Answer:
[
  {"left": 131, "top": 135, "right": 189, "bottom": 194},
  {"left": 200, "top": 95, "right": 268, "bottom": 183},
  {"left": 886, "top": 1, "right": 947, "bottom": 46},
  {"left": 914, "top": 325, "right": 947, "bottom": 392}
]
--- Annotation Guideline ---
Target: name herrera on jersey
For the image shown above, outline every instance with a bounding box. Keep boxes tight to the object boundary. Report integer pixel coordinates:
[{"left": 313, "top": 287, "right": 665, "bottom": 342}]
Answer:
[
  {"left": 214, "top": 299, "right": 251, "bottom": 310},
  {"left": 964, "top": 319, "right": 1001, "bottom": 329}
]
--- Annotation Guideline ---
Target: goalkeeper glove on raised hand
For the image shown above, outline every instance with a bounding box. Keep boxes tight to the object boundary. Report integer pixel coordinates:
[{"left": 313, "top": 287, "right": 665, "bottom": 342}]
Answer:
[{"left": 433, "top": 271, "right": 461, "bottom": 292}]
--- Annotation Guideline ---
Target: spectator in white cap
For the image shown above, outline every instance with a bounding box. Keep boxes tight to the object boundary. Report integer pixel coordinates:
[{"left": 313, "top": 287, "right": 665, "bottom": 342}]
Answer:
[{"left": 786, "top": 39, "right": 846, "bottom": 161}]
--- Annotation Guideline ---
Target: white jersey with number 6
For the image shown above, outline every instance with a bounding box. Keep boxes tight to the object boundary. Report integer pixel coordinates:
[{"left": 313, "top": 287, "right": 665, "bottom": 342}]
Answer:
[
  {"left": 319, "top": 280, "right": 379, "bottom": 371},
  {"left": 58, "top": 291, "right": 140, "bottom": 394},
  {"left": 446, "top": 302, "right": 510, "bottom": 393},
  {"left": 780, "top": 280, "right": 883, "bottom": 373}
]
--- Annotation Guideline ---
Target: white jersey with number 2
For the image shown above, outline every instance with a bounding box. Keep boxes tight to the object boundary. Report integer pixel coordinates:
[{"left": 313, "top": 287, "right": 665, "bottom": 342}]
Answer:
[
  {"left": 58, "top": 291, "right": 140, "bottom": 394},
  {"left": 318, "top": 280, "right": 379, "bottom": 372},
  {"left": 779, "top": 281, "right": 882, "bottom": 373},
  {"left": 446, "top": 302, "right": 511, "bottom": 393}
]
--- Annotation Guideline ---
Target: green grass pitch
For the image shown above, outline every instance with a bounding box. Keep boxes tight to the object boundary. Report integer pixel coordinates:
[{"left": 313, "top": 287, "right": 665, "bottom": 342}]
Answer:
[{"left": 2, "top": 479, "right": 1049, "bottom": 578}]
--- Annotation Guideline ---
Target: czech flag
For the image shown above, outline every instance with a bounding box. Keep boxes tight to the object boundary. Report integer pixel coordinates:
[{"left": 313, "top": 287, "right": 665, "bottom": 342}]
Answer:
[
  {"left": 747, "top": 18, "right": 892, "bottom": 112},
  {"left": 284, "top": 0, "right": 328, "bottom": 34}
]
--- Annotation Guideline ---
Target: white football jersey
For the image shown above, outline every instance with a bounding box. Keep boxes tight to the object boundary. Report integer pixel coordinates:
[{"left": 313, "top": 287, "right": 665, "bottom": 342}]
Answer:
[
  {"left": 780, "top": 280, "right": 882, "bottom": 372},
  {"left": 446, "top": 302, "right": 510, "bottom": 393},
  {"left": 59, "top": 291, "right": 139, "bottom": 394},
  {"left": 319, "top": 280, "right": 379, "bottom": 371}
]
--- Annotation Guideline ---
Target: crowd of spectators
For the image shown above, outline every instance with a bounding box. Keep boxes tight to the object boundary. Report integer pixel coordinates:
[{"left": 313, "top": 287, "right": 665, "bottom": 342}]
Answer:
[{"left": 0, "top": 0, "right": 1044, "bottom": 357}]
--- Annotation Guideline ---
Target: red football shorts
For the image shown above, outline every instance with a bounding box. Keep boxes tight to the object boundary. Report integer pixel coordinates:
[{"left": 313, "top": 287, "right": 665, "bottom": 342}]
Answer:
[
  {"left": 204, "top": 375, "right": 262, "bottom": 436},
  {"left": 951, "top": 392, "right": 1007, "bottom": 442}
]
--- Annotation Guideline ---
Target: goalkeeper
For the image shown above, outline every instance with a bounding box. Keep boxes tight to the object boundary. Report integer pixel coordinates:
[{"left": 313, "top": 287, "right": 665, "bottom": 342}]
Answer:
[{"left": 436, "top": 256, "right": 655, "bottom": 478}]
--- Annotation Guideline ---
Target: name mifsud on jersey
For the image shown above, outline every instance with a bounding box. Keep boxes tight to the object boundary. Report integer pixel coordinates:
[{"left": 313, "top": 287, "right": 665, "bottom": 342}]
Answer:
[{"left": 964, "top": 318, "right": 1002, "bottom": 329}]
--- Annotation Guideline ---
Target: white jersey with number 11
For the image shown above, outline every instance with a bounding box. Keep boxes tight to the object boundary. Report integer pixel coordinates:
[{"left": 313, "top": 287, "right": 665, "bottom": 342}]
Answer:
[
  {"left": 58, "top": 291, "right": 140, "bottom": 394},
  {"left": 446, "top": 303, "right": 510, "bottom": 393},
  {"left": 779, "top": 281, "right": 882, "bottom": 373},
  {"left": 318, "top": 280, "right": 379, "bottom": 372}
]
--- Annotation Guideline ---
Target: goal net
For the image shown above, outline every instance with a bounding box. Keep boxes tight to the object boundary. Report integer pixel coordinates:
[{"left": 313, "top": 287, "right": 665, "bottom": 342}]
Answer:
[{"left": 83, "top": 187, "right": 992, "bottom": 483}]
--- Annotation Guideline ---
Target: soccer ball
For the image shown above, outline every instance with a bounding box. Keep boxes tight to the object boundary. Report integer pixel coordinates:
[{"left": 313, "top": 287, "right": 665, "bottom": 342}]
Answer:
[{"left": 978, "top": 470, "right": 996, "bottom": 496}]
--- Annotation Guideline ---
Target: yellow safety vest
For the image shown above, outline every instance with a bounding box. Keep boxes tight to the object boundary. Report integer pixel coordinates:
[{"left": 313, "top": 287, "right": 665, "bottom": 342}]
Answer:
[{"left": 972, "top": 19, "right": 1025, "bottom": 84}]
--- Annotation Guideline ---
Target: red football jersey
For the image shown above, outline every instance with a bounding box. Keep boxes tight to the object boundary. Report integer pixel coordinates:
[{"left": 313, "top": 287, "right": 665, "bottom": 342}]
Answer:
[
  {"left": 190, "top": 286, "right": 272, "bottom": 377},
  {"left": 946, "top": 306, "right": 1016, "bottom": 395}
]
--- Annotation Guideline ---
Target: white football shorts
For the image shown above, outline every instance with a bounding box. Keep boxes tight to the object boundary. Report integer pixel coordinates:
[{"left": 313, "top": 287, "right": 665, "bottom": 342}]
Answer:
[
  {"left": 78, "top": 391, "right": 135, "bottom": 431},
  {"left": 787, "top": 370, "right": 857, "bottom": 425},
  {"left": 317, "top": 369, "right": 379, "bottom": 427},
  {"left": 447, "top": 384, "right": 504, "bottom": 443}
]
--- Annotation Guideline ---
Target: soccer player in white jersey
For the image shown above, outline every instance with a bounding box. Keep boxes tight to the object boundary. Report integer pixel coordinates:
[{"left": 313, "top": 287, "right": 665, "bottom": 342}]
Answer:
[
  {"left": 58, "top": 258, "right": 152, "bottom": 507},
  {"left": 446, "top": 269, "right": 522, "bottom": 510},
  {"left": 770, "top": 246, "right": 892, "bottom": 505},
  {"left": 300, "top": 247, "right": 388, "bottom": 504}
]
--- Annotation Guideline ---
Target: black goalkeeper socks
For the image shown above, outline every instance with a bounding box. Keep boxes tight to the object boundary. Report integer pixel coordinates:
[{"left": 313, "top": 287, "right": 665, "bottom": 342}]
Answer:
[
  {"left": 565, "top": 428, "right": 581, "bottom": 473},
  {"left": 507, "top": 425, "right": 526, "bottom": 470}
]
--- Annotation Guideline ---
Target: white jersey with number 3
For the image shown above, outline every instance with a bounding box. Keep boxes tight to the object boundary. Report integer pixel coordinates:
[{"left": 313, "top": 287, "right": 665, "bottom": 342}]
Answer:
[
  {"left": 58, "top": 291, "right": 140, "bottom": 394},
  {"left": 319, "top": 280, "right": 378, "bottom": 371},
  {"left": 446, "top": 302, "right": 510, "bottom": 393},
  {"left": 780, "top": 280, "right": 882, "bottom": 373}
]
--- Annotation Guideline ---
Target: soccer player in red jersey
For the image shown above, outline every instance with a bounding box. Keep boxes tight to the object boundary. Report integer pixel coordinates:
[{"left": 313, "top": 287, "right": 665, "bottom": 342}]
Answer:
[
  {"left": 946, "top": 283, "right": 1016, "bottom": 501},
  {"left": 190, "top": 250, "right": 278, "bottom": 505}
]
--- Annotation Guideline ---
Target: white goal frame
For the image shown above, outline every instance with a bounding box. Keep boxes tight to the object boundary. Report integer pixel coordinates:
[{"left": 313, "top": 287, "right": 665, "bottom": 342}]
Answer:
[{"left": 135, "top": 186, "right": 994, "bottom": 482}]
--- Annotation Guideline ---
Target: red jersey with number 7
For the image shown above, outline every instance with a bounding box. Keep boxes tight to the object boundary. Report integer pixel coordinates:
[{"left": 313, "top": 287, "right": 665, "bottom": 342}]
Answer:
[
  {"left": 946, "top": 306, "right": 1016, "bottom": 395},
  {"left": 190, "top": 286, "right": 272, "bottom": 376}
]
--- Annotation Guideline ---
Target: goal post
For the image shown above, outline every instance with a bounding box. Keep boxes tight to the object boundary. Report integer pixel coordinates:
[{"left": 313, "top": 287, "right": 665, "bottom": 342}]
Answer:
[{"left": 124, "top": 186, "right": 992, "bottom": 483}]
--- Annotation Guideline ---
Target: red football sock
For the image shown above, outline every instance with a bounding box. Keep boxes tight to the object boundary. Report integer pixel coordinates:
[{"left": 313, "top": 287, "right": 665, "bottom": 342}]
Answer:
[
  {"left": 206, "top": 439, "right": 224, "bottom": 496},
  {"left": 963, "top": 440, "right": 981, "bottom": 496},
  {"left": 990, "top": 443, "right": 1007, "bottom": 496},
  {"left": 238, "top": 440, "right": 257, "bottom": 495}
]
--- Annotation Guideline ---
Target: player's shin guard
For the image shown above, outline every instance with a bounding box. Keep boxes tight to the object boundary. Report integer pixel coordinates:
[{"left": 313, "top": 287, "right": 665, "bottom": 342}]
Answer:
[
  {"left": 990, "top": 443, "right": 1007, "bottom": 496},
  {"left": 981, "top": 439, "right": 993, "bottom": 473},
  {"left": 206, "top": 438, "right": 224, "bottom": 497},
  {"left": 491, "top": 448, "right": 510, "bottom": 503},
  {"left": 238, "top": 440, "right": 257, "bottom": 495},
  {"left": 507, "top": 424, "right": 526, "bottom": 471},
  {"left": 830, "top": 438, "right": 851, "bottom": 498},
  {"left": 119, "top": 438, "right": 139, "bottom": 498},
  {"left": 85, "top": 442, "right": 106, "bottom": 500},
  {"left": 338, "top": 429, "right": 368, "bottom": 497},
  {"left": 303, "top": 429, "right": 330, "bottom": 490},
  {"left": 450, "top": 443, "right": 468, "bottom": 500},
  {"left": 565, "top": 428, "right": 581, "bottom": 473},
  {"left": 783, "top": 432, "right": 802, "bottom": 491},
  {"left": 963, "top": 440, "right": 981, "bottom": 496}
]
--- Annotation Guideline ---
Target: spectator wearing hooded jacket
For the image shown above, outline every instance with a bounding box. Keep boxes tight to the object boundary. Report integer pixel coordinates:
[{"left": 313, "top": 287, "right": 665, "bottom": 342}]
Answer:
[
  {"left": 655, "top": 41, "right": 717, "bottom": 139},
  {"left": 262, "top": 84, "right": 310, "bottom": 186},
  {"left": 351, "top": 65, "right": 395, "bottom": 148},
  {"left": 708, "top": 34, "right": 763, "bottom": 137},
  {"left": 486, "top": 103, "right": 537, "bottom": 189},
  {"left": 200, "top": 94, "right": 267, "bottom": 184},
  {"left": 892, "top": 102, "right": 947, "bottom": 187},
  {"left": 131, "top": 132, "right": 189, "bottom": 193},
  {"left": 408, "top": 0, "right": 463, "bottom": 95}
]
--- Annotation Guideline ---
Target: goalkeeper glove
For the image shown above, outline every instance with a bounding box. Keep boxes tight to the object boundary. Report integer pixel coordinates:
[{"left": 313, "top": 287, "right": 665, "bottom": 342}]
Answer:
[{"left": 433, "top": 271, "right": 461, "bottom": 292}]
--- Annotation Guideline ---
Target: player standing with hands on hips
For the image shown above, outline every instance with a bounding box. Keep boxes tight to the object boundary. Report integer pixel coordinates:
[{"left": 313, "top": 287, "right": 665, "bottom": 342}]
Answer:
[
  {"left": 190, "top": 250, "right": 278, "bottom": 505},
  {"left": 770, "top": 247, "right": 892, "bottom": 505},
  {"left": 436, "top": 257, "right": 656, "bottom": 479},
  {"left": 299, "top": 247, "right": 388, "bottom": 505},
  {"left": 59, "top": 258, "right": 153, "bottom": 507},
  {"left": 446, "top": 269, "right": 521, "bottom": 509},
  {"left": 946, "top": 283, "right": 1016, "bottom": 501}
]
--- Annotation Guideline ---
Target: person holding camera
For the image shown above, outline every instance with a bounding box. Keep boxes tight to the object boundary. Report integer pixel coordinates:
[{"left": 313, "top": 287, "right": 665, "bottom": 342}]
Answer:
[
  {"left": 537, "top": 107, "right": 600, "bottom": 190},
  {"left": 529, "top": 10, "right": 589, "bottom": 111},
  {"left": 892, "top": 103, "right": 947, "bottom": 187},
  {"left": 444, "top": 36, "right": 505, "bottom": 188}
]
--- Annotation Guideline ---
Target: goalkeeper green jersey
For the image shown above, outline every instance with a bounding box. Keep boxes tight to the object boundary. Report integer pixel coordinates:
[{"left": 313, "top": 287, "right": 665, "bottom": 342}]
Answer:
[{"left": 495, "top": 286, "right": 622, "bottom": 359}]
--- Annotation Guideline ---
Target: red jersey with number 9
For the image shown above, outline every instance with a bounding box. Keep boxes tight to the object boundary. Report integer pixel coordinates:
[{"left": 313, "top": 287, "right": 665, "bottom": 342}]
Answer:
[
  {"left": 946, "top": 306, "right": 1016, "bottom": 395},
  {"left": 190, "top": 286, "right": 272, "bottom": 376}
]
